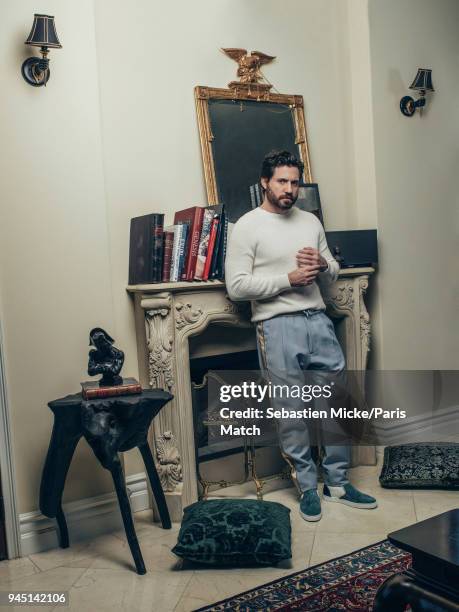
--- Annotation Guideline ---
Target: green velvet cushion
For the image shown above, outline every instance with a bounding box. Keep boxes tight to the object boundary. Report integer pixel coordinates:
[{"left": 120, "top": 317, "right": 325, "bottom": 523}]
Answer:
[
  {"left": 379, "top": 443, "right": 459, "bottom": 489},
  {"left": 172, "top": 498, "right": 292, "bottom": 566}
]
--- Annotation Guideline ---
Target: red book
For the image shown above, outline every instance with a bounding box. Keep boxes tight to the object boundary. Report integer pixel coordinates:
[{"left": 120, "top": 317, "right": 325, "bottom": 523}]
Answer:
[
  {"left": 173, "top": 206, "right": 205, "bottom": 281},
  {"left": 203, "top": 217, "right": 219, "bottom": 280},
  {"left": 161, "top": 231, "right": 175, "bottom": 282},
  {"left": 81, "top": 377, "right": 142, "bottom": 400}
]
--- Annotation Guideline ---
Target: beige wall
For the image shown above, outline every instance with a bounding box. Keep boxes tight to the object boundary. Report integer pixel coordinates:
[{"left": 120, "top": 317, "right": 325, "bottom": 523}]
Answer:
[
  {"left": 368, "top": 0, "right": 459, "bottom": 369},
  {"left": 1, "top": 0, "right": 457, "bottom": 518},
  {"left": 0, "top": 1, "right": 116, "bottom": 513}
]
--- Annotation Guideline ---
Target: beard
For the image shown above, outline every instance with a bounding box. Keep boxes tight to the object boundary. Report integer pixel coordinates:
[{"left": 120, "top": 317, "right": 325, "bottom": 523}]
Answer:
[{"left": 265, "top": 186, "right": 297, "bottom": 210}]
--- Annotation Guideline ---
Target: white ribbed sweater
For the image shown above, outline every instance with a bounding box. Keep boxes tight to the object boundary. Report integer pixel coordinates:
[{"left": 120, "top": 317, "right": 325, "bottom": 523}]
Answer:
[{"left": 225, "top": 206, "right": 339, "bottom": 322}]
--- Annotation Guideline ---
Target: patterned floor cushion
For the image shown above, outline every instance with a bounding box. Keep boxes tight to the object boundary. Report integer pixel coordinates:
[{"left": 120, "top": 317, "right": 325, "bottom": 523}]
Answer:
[
  {"left": 379, "top": 443, "right": 459, "bottom": 489},
  {"left": 172, "top": 498, "right": 291, "bottom": 566}
]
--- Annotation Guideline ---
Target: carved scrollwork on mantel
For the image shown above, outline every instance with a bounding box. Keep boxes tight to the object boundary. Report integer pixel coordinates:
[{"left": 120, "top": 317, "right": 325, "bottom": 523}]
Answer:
[
  {"left": 155, "top": 430, "right": 183, "bottom": 492},
  {"left": 359, "top": 277, "right": 371, "bottom": 365},
  {"left": 144, "top": 294, "right": 174, "bottom": 391},
  {"left": 223, "top": 295, "right": 251, "bottom": 318},
  {"left": 175, "top": 301, "right": 204, "bottom": 330},
  {"left": 323, "top": 281, "right": 355, "bottom": 313}
]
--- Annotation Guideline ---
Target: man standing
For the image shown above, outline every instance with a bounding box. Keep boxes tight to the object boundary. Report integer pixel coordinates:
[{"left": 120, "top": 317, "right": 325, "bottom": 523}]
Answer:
[{"left": 225, "top": 150, "right": 377, "bottom": 521}]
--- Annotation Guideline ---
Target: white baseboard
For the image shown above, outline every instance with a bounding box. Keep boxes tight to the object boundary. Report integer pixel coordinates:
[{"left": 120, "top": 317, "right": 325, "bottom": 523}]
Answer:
[
  {"left": 20, "top": 472, "right": 150, "bottom": 556},
  {"left": 126, "top": 472, "right": 151, "bottom": 513}
]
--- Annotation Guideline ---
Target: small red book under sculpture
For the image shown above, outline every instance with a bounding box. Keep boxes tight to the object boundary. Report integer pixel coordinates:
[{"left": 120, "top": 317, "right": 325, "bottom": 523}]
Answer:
[{"left": 81, "top": 377, "right": 142, "bottom": 400}]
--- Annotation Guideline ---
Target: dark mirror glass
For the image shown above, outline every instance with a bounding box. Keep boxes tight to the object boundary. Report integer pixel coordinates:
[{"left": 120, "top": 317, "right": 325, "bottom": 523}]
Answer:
[{"left": 208, "top": 99, "right": 302, "bottom": 223}]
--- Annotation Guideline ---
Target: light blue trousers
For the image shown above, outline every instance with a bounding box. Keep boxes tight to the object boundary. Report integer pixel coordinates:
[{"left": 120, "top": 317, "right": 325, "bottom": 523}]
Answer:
[{"left": 256, "top": 309, "right": 350, "bottom": 492}]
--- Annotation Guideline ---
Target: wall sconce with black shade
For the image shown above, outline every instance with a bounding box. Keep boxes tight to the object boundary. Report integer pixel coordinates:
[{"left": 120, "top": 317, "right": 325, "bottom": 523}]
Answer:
[
  {"left": 21, "top": 14, "right": 62, "bottom": 87},
  {"left": 400, "top": 69, "right": 434, "bottom": 117}
]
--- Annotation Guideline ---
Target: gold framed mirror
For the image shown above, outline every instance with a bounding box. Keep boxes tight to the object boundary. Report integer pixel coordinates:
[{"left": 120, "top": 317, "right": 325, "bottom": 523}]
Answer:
[{"left": 195, "top": 85, "right": 313, "bottom": 224}]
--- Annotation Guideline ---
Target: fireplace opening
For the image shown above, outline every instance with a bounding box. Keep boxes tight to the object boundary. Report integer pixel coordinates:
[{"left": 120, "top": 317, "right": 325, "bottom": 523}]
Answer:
[
  {"left": 189, "top": 334, "right": 286, "bottom": 497},
  {"left": 190, "top": 349, "right": 260, "bottom": 462}
]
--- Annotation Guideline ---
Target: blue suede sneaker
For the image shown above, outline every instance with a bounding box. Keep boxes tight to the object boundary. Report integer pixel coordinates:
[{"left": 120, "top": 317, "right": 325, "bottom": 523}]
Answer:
[
  {"left": 299, "top": 489, "right": 322, "bottom": 522},
  {"left": 323, "top": 483, "right": 377, "bottom": 509}
]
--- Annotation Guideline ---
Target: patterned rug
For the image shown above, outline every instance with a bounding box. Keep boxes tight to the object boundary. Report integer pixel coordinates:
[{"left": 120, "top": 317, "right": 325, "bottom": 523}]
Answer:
[{"left": 195, "top": 540, "right": 411, "bottom": 611}]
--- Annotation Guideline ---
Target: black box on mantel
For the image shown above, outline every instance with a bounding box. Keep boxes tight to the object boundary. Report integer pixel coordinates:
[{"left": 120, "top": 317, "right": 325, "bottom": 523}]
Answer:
[
  {"left": 128, "top": 213, "right": 164, "bottom": 284},
  {"left": 325, "top": 229, "right": 378, "bottom": 269}
]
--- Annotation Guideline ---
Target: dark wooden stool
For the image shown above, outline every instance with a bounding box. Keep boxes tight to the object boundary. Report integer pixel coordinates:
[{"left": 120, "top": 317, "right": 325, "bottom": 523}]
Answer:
[
  {"left": 39, "top": 389, "right": 173, "bottom": 575},
  {"left": 374, "top": 508, "right": 459, "bottom": 611}
]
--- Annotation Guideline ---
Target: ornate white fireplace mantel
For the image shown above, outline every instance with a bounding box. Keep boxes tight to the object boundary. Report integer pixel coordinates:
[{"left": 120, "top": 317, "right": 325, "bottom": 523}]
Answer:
[{"left": 128, "top": 268, "right": 375, "bottom": 520}]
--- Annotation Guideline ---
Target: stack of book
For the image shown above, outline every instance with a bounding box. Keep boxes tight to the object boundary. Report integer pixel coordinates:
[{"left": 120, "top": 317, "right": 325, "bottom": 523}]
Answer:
[{"left": 128, "top": 205, "right": 228, "bottom": 285}]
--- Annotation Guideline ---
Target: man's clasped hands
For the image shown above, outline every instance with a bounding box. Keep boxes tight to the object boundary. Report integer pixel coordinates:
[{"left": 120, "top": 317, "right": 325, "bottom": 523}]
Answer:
[{"left": 288, "top": 247, "right": 328, "bottom": 287}]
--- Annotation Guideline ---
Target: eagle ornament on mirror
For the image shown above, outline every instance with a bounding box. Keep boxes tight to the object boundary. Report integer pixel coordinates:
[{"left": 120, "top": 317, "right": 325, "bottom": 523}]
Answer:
[{"left": 222, "top": 48, "right": 275, "bottom": 91}]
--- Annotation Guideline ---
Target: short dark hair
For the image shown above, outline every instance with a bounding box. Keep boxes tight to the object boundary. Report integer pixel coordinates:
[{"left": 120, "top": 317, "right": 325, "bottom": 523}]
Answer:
[{"left": 260, "top": 150, "right": 304, "bottom": 181}]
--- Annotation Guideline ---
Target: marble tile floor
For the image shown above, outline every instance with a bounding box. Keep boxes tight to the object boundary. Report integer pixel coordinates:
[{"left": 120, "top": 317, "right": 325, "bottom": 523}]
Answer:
[{"left": 1, "top": 457, "right": 458, "bottom": 612}]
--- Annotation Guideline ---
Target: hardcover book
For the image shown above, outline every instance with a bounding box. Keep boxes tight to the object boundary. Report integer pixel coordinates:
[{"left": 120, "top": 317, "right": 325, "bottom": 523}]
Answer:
[
  {"left": 169, "top": 224, "right": 181, "bottom": 282},
  {"left": 128, "top": 213, "right": 164, "bottom": 284},
  {"left": 203, "top": 216, "right": 220, "bottom": 280},
  {"left": 170, "top": 223, "right": 188, "bottom": 282},
  {"left": 152, "top": 216, "right": 164, "bottom": 282},
  {"left": 249, "top": 183, "right": 263, "bottom": 209},
  {"left": 161, "top": 230, "right": 175, "bottom": 282},
  {"left": 173, "top": 206, "right": 205, "bottom": 280},
  {"left": 81, "top": 377, "right": 142, "bottom": 400},
  {"left": 209, "top": 205, "right": 227, "bottom": 280},
  {"left": 194, "top": 209, "right": 214, "bottom": 280},
  {"left": 177, "top": 223, "right": 190, "bottom": 280}
]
